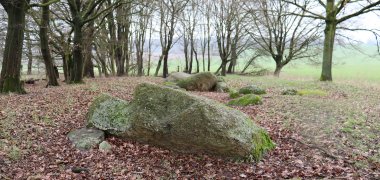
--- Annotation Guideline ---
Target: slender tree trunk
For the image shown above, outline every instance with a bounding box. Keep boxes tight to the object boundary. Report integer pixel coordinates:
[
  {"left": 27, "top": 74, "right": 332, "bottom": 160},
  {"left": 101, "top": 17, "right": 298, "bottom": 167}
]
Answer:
[
  {"left": 70, "top": 22, "right": 84, "bottom": 83},
  {"left": 26, "top": 29, "right": 33, "bottom": 75},
  {"left": 320, "top": 21, "right": 337, "bottom": 81},
  {"left": 227, "top": 42, "right": 237, "bottom": 74},
  {"left": 61, "top": 53, "right": 70, "bottom": 82},
  {"left": 221, "top": 60, "right": 227, "bottom": 76},
  {"left": 155, "top": 55, "right": 163, "bottom": 76},
  {"left": 147, "top": 19, "right": 153, "bottom": 76},
  {"left": 163, "top": 52, "right": 169, "bottom": 78},
  {"left": 84, "top": 53, "right": 95, "bottom": 78},
  {"left": 0, "top": 1, "right": 29, "bottom": 93},
  {"left": 40, "top": 0, "right": 59, "bottom": 86},
  {"left": 274, "top": 63, "right": 283, "bottom": 77},
  {"left": 193, "top": 48, "right": 199, "bottom": 73},
  {"left": 183, "top": 35, "right": 189, "bottom": 73},
  {"left": 83, "top": 23, "right": 95, "bottom": 78},
  {"left": 189, "top": 45, "right": 193, "bottom": 74}
]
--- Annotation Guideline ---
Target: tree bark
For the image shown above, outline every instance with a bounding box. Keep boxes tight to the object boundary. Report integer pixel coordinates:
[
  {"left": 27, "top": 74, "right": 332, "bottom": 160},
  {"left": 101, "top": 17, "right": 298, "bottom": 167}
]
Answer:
[
  {"left": 320, "top": 0, "right": 337, "bottom": 81},
  {"left": 320, "top": 21, "right": 337, "bottom": 81},
  {"left": 69, "top": 22, "right": 84, "bottom": 83},
  {"left": 274, "top": 64, "right": 283, "bottom": 77},
  {"left": 40, "top": 0, "right": 59, "bottom": 86},
  {"left": 0, "top": 0, "right": 29, "bottom": 93},
  {"left": 25, "top": 29, "right": 33, "bottom": 75},
  {"left": 155, "top": 55, "right": 163, "bottom": 76}
]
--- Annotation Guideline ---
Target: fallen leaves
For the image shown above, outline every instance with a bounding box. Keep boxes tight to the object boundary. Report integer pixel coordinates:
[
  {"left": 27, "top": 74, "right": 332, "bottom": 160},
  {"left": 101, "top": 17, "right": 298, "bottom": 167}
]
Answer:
[{"left": 0, "top": 76, "right": 379, "bottom": 179}]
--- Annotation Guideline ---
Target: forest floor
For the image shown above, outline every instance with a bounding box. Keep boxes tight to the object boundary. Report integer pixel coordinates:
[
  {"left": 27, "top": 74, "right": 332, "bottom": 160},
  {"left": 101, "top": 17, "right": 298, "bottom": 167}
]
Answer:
[{"left": 0, "top": 75, "right": 379, "bottom": 179}]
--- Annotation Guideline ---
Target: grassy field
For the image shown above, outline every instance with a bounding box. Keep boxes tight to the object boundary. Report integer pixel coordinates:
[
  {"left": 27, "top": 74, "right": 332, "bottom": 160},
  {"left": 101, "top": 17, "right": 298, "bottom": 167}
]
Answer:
[
  {"left": 226, "top": 75, "right": 380, "bottom": 170},
  {"left": 158, "top": 45, "right": 380, "bottom": 83}
]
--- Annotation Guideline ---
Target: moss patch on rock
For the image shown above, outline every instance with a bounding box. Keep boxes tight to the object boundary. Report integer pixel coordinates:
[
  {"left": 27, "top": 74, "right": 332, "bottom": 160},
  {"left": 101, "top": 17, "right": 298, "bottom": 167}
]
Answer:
[
  {"left": 239, "top": 85, "right": 266, "bottom": 95},
  {"left": 229, "top": 89, "right": 240, "bottom": 99},
  {"left": 87, "top": 94, "right": 132, "bottom": 135},
  {"left": 228, "top": 94, "right": 262, "bottom": 106},
  {"left": 282, "top": 88, "right": 298, "bottom": 95}
]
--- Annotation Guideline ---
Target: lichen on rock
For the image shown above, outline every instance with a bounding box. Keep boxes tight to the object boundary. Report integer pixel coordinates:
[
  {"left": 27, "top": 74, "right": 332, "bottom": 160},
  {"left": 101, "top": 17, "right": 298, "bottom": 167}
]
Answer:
[
  {"left": 239, "top": 85, "right": 266, "bottom": 95},
  {"left": 87, "top": 83, "right": 274, "bottom": 161}
]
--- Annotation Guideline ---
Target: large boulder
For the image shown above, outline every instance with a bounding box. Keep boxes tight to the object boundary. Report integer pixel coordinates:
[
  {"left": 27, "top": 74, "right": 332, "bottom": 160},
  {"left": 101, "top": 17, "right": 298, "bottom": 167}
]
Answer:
[
  {"left": 166, "top": 72, "right": 192, "bottom": 82},
  {"left": 87, "top": 83, "right": 274, "bottom": 160},
  {"left": 176, "top": 72, "right": 218, "bottom": 91}
]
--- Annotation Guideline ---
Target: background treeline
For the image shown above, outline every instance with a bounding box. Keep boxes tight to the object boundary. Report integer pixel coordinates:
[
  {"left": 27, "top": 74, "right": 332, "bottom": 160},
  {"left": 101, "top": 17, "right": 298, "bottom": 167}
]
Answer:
[{"left": 0, "top": 0, "right": 379, "bottom": 93}]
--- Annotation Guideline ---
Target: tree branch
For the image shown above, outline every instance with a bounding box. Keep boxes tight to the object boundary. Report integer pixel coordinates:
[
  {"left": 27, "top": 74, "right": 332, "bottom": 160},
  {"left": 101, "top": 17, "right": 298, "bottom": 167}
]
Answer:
[
  {"left": 29, "top": 0, "right": 60, "bottom": 8},
  {"left": 338, "top": 1, "right": 380, "bottom": 23}
]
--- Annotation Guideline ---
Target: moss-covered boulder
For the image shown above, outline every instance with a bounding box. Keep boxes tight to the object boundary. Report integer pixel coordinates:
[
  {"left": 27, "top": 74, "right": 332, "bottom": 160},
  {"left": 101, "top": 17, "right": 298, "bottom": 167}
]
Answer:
[
  {"left": 229, "top": 89, "right": 240, "bottom": 99},
  {"left": 239, "top": 85, "right": 266, "bottom": 95},
  {"left": 177, "top": 72, "right": 218, "bottom": 91},
  {"left": 228, "top": 94, "right": 262, "bottom": 106},
  {"left": 87, "top": 94, "right": 132, "bottom": 135},
  {"left": 215, "top": 82, "right": 229, "bottom": 93},
  {"left": 166, "top": 72, "right": 192, "bottom": 82},
  {"left": 87, "top": 83, "right": 274, "bottom": 160}
]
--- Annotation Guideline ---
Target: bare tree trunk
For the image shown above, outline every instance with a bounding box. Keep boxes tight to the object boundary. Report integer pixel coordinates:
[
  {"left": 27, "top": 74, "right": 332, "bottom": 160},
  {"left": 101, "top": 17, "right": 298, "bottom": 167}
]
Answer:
[
  {"left": 147, "top": 18, "right": 153, "bottom": 76},
  {"left": 25, "top": 29, "right": 33, "bottom": 75},
  {"left": 274, "top": 63, "right": 283, "bottom": 77},
  {"left": 40, "top": 0, "right": 59, "bottom": 86},
  {"left": 155, "top": 55, "right": 163, "bottom": 76},
  {"left": 320, "top": 20, "right": 337, "bottom": 81},
  {"left": 0, "top": 0, "right": 29, "bottom": 93}
]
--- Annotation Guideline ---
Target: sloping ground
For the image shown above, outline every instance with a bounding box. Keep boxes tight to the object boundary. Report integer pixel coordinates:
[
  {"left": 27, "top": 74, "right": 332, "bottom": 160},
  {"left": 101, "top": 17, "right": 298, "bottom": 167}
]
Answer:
[{"left": 0, "top": 76, "right": 378, "bottom": 179}]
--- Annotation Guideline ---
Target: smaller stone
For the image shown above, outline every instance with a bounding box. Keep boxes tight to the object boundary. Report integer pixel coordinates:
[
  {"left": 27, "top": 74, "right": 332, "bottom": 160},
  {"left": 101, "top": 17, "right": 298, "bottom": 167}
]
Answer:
[
  {"left": 281, "top": 88, "right": 298, "bottom": 95},
  {"left": 229, "top": 89, "right": 240, "bottom": 99},
  {"left": 215, "top": 82, "right": 229, "bottom": 93},
  {"left": 228, "top": 94, "right": 262, "bottom": 106},
  {"left": 239, "top": 85, "right": 266, "bottom": 95},
  {"left": 71, "top": 167, "right": 89, "bottom": 174},
  {"left": 99, "top": 141, "right": 112, "bottom": 152},
  {"left": 68, "top": 128, "right": 105, "bottom": 150},
  {"left": 177, "top": 72, "right": 218, "bottom": 91}
]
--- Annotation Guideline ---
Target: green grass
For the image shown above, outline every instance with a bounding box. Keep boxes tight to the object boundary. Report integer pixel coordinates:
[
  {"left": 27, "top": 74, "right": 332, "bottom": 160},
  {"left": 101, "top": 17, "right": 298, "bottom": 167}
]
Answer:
[
  {"left": 297, "top": 89, "right": 327, "bottom": 96},
  {"left": 223, "top": 75, "right": 380, "bottom": 168}
]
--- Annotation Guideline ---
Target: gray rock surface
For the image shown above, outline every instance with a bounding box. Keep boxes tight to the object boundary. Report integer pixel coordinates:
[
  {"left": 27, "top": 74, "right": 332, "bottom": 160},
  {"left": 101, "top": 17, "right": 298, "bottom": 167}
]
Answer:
[
  {"left": 68, "top": 128, "right": 105, "bottom": 150},
  {"left": 87, "top": 83, "right": 274, "bottom": 160}
]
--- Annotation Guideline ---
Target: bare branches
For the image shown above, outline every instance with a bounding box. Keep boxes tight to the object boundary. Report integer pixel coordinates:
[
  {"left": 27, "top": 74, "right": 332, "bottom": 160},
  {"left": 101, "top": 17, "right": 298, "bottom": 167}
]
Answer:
[
  {"left": 29, "top": 0, "right": 59, "bottom": 8},
  {"left": 338, "top": 1, "right": 380, "bottom": 23}
]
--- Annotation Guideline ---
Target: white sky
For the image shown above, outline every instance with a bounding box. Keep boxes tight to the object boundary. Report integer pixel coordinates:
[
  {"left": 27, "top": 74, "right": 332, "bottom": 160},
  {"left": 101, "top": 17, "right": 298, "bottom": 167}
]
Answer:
[{"left": 347, "top": 13, "right": 380, "bottom": 43}]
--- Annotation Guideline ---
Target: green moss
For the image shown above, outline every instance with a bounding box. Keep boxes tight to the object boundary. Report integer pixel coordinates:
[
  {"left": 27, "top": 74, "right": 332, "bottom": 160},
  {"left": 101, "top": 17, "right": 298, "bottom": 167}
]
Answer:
[
  {"left": 87, "top": 94, "right": 131, "bottom": 134},
  {"left": 297, "top": 89, "right": 327, "bottom": 96},
  {"left": 239, "top": 85, "right": 266, "bottom": 95},
  {"left": 163, "top": 81, "right": 177, "bottom": 86},
  {"left": 229, "top": 89, "right": 240, "bottom": 99},
  {"left": 281, "top": 88, "right": 298, "bottom": 95},
  {"left": 228, "top": 94, "right": 262, "bottom": 106},
  {"left": 1, "top": 77, "right": 26, "bottom": 94},
  {"left": 8, "top": 145, "right": 22, "bottom": 161},
  {"left": 250, "top": 129, "right": 275, "bottom": 161}
]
